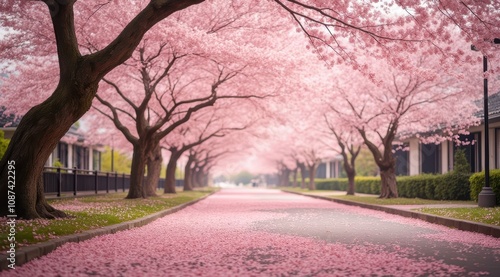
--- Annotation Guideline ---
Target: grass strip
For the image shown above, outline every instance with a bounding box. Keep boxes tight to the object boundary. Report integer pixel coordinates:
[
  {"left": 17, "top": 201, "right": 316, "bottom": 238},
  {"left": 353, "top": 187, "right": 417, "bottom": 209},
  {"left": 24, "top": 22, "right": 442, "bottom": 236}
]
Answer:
[
  {"left": 281, "top": 188, "right": 473, "bottom": 205},
  {"left": 417, "top": 207, "right": 500, "bottom": 226},
  {"left": 0, "top": 188, "right": 216, "bottom": 251}
]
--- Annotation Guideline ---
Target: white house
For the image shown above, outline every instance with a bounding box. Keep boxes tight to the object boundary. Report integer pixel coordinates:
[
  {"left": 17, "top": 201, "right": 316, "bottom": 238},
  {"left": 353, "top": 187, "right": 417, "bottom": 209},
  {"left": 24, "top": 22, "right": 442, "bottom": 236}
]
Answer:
[
  {"left": 394, "top": 92, "right": 500, "bottom": 176},
  {"left": 1, "top": 108, "right": 103, "bottom": 171},
  {"left": 316, "top": 155, "right": 344, "bottom": 178}
]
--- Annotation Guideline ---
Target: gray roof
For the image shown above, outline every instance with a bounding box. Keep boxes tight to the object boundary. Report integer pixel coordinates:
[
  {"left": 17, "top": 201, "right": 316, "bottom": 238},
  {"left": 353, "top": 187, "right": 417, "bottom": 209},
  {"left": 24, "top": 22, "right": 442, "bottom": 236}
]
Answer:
[
  {"left": 0, "top": 107, "right": 20, "bottom": 128},
  {"left": 0, "top": 107, "right": 85, "bottom": 140},
  {"left": 475, "top": 91, "right": 500, "bottom": 119}
]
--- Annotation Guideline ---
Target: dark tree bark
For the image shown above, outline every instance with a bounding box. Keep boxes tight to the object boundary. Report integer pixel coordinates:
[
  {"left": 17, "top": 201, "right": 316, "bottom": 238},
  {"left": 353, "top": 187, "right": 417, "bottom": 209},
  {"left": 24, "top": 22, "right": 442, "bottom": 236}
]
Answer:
[
  {"left": 195, "top": 165, "right": 206, "bottom": 187},
  {"left": 183, "top": 153, "right": 195, "bottom": 191},
  {"left": 292, "top": 167, "right": 298, "bottom": 187},
  {"left": 343, "top": 150, "right": 359, "bottom": 195},
  {"left": 127, "top": 142, "right": 150, "bottom": 198},
  {"left": 0, "top": 0, "right": 204, "bottom": 219},
  {"left": 327, "top": 126, "right": 361, "bottom": 195},
  {"left": 307, "top": 163, "right": 317, "bottom": 190},
  {"left": 145, "top": 143, "right": 162, "bottom": 197},
  {"left": 358, "top": 122, "right": 399, "bottom": 198},
  {"left": 165, "top": 148, "right": 182, "bottom": 194},
  {"left": 297, "top": 162, "right": 307, "bottom": 189}
]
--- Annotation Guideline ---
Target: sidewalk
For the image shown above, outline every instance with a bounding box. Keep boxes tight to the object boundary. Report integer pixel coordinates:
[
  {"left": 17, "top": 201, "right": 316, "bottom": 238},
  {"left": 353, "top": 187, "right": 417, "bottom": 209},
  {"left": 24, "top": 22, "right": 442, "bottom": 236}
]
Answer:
[{"left": 283, "top": 190, "right": 500, "bottom": 238}]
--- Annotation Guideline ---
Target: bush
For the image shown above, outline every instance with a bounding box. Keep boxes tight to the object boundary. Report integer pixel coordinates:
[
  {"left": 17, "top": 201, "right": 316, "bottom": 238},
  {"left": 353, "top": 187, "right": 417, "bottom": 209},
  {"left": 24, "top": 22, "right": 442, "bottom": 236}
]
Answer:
[
  {"left": 397, "top": 175, "right": 444, "bottom": 199},
  {"left": 470, "top": 169, "right": 500, "bottom": 205},
  {"left": 316, "top": 176, "right": 380, "bottom": 194},
  {"left": 444, "top": 149, "right": 471, "bottom": 200}
]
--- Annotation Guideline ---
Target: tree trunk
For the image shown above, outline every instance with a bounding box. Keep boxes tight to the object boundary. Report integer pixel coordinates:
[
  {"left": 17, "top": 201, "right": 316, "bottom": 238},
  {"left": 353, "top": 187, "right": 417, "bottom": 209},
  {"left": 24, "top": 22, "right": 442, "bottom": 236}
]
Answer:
[
  {"left": 127, "top": 143, "right": 148, "bottom": 198},
  {"left": 308, "top": 164, "right": 317, "bottom": 190},
  {"left": 346, "top": 172, "right": 355, "bottom": 195},
  {"left": 298, "top": 163, "right": 307, "bottom": 189},
  {"left": 343, "top": 162, "right": 356, "bottom": 195},
  {"left": 145, "top": 144, "right": 162, "bottom": 197},
  {"left": 379, "top": 167, "right": 398, "bottom": 198},
  {"left": 183, "top": 155, "right": 195, "bottom": 191},
  {"left": 281, "top": 168, "right": 291, "bottom": 187},
  {"left": 0, "top": 77, "right": 97, "bottom": 218},
  {"left": 292, "top": 168, "right": 298, "bottom": 187},
  {"left": 165, "top": 151, "right": 181, "bottom": 194},
  {"left": 195, "top": 166, "right": 206, "bottom": 187},
  {"left": 191, "top": 168, "right": 199, "bottom": 188},
  {"left": 0, "top": 0, "right": 205, "bottom": 219}
]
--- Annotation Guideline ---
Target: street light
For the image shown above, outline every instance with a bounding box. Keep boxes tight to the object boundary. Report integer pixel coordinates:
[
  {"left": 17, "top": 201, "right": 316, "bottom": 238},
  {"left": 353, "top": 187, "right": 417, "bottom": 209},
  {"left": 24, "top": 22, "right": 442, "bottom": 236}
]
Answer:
[{"left": 472, "top": 38, "right": 500, "bottom": 207}]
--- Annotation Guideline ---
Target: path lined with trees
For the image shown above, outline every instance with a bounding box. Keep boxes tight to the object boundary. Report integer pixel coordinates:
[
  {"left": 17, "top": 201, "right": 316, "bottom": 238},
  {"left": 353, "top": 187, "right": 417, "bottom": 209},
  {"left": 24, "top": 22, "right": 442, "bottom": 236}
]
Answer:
[{"left": 3, "top": 189, "right": 499, "bottom": 276}]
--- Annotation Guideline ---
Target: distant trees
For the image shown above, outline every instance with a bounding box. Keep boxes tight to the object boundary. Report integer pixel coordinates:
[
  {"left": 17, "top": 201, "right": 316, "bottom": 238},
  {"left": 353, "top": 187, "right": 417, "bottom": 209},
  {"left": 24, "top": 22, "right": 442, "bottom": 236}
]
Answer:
[
  {"left": 0, "top": 130, "right": 9, "bottom": 160},
  {"left": 101, "top": 147, "right": 132, "bottom": 174}
]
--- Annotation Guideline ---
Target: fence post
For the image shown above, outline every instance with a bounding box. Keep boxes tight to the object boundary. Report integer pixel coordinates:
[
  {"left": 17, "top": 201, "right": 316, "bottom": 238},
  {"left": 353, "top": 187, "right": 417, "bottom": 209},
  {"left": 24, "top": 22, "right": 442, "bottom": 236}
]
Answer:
[
  {"left": 106, "top": 172, "right": 110, "bottom": 193},
  {"left": 122, "top": 173, "right": 125, "bottom": 192},
  {"left": 94, "top": 170, "right": 98, "bottom": 194},
  {"left": 57, "top": 167, "right": 62, "bottom": 197},
  {"left": 115, "top": 172, "right": 118, "bottom": 192},
  {"left": 73, "top": 167, "right": 77, "bottom": 196}
]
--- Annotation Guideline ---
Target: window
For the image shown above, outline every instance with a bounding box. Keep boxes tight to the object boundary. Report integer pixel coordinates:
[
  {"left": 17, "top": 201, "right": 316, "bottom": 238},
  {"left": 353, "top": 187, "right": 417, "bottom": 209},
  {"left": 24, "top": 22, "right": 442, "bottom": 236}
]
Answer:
[
  {"left": 57, "top": 142, "right": 68, "bottom": 167},
  {"left": 316, "top": 163, "right": 326, "bottom": 178},
  {"left": 393, "top": 143, "right": 409, "bottom": 176},
  {"left": 73, "top": 145, "right": 89, "bottom": 170},
  {"left": 421, "top": 143, "right": 441, "bottom": 174},
  {"left": 452, "top": 132, "right": 481, "bottom": 172},
  {"left": 93, "top": 150, "right": 101, "bottom": 171}
]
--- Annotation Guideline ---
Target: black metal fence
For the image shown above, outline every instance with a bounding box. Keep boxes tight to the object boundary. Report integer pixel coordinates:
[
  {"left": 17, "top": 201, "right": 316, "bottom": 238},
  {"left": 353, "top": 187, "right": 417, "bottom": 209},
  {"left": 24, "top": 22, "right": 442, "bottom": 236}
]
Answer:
[{"left": 43, "top": 167, "right": 184, "bottom": 197}]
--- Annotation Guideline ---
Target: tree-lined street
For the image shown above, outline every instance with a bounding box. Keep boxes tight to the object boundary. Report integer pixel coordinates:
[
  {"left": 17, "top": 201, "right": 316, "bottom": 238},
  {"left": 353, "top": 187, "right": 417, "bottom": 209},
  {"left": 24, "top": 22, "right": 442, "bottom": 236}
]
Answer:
[{"left": 2, "top": 188, "right": 498, "bottom": 276}]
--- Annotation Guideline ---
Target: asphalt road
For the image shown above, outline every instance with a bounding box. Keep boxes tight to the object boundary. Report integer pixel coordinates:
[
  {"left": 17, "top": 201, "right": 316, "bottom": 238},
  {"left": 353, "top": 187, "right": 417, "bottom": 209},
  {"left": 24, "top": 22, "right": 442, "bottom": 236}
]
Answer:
[{"left": 3, "top": 188, "right": 499, "bottom": 276}]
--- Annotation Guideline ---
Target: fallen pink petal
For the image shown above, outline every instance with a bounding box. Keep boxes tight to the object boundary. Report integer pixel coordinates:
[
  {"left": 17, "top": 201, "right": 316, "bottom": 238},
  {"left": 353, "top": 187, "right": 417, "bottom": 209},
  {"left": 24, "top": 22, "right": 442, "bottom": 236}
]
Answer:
[{"left": 2, "top": 189, "right": 499, "bottom": 276}]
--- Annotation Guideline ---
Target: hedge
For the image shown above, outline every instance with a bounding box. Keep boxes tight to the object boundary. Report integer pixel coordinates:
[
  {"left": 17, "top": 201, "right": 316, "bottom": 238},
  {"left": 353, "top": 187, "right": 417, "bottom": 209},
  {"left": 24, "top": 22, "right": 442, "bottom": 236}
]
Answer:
[
  {"left": 312, "top": 150, "right": 473, "bottom": 201},
  {"left": 469, "top": 169, "right": 500, "bottom": 205},
  {"left": 313, "top": 173, "right": 471, "bottom": 201},
  {"left": 315, "top": 177, "right": 381, "bottom": 195}
]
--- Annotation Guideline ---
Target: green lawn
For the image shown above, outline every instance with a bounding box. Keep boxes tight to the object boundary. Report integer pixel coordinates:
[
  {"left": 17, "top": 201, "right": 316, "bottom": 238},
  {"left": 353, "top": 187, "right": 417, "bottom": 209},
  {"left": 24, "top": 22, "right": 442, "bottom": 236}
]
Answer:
[
  {"left": 281, "top": 188, "right": 474, "bottom": 205},
  {"left": 282, "top": 188, "right": 500, "bottom": 226},
  {"left": 417, "top": 207, "right": 500, "bottom": 226},
  {"left": 329, "top": 195, "right": 474, "bottom": 206},
  {"left": 0, "top": 188, "right": 216, "bottom": 251}
]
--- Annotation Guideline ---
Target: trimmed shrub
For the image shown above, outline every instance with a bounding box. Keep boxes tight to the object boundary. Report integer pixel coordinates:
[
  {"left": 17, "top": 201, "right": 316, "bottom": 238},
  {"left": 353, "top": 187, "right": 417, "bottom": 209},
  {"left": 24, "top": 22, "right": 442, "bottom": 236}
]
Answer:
[
  {"left": 397, "top": 175, "right": 444, "bottom": 199},
  {"left": 470, "top": 169, "right": 500, "bottom": 205},
  {"left": 315, "top": 177, "right": 380, "bottom": 194}
]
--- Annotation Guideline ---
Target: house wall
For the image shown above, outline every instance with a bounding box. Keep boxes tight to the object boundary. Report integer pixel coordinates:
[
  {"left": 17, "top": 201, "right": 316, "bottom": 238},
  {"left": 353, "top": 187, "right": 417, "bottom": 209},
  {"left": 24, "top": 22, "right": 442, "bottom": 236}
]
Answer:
[
  {"left": 441, "top": 141, "right": 449, "bottom": 173},
  {"left": 406, "top": 121, "right": 500, "bottom": 176},
  {"left": 317, "top": 160, "right": 343, "bottom": 178},
  {"left": 1, "top": 127, "right": 16, "bottom": 140},
  {"left": 409, "top": 138, "right": 420, "bottom": 176},
  {"left": 47, "top": 143, "right": 101, "bottom": 171}
]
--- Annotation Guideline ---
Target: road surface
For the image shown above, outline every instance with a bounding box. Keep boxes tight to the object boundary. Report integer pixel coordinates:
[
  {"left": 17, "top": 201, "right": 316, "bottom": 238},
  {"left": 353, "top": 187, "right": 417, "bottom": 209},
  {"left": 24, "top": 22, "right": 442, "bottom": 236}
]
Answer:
[{"left": 3, "top": 188, "right": 499, "bottom": 276}]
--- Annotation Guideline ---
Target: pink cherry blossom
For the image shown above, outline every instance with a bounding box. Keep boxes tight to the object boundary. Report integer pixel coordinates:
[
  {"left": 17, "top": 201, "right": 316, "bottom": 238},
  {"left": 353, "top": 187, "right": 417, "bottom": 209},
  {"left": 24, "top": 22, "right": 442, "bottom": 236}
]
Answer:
[{"left": 3, "top": 189, "right": 499, "bottom": 276}]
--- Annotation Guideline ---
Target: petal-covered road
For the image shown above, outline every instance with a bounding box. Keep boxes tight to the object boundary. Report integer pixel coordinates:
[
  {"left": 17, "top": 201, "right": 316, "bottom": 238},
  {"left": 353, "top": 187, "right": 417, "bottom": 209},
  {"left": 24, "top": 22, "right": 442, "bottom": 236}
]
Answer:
[{"left": 3, "top": 188, "right": 500, "bottom": 276}]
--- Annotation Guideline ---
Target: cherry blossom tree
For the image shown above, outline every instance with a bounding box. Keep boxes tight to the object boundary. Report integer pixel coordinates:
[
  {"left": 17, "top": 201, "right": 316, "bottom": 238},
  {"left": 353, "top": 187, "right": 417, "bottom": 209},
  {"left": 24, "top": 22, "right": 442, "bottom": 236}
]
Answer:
[
  {"left": 0, "top": 0, "right": 207, "bottom": 219},
  {"left": 326, "top": 52, "right": 479, "bottom": 198},
  {"left": 2, "top": 0, "right": 496, "bottom": 219},
  {"left": 161, "top": 106, "right": 252, "bottom": 193},
  {"left": 323, "top": 116, "right": 362, "bottom": 195}
]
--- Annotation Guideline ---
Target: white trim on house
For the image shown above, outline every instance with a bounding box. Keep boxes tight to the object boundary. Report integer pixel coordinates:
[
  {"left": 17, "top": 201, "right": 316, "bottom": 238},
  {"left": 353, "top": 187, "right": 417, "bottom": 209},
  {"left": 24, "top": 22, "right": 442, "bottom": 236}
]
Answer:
[{"left": 398, "top": 120, "right": 500, "bottom": 176}]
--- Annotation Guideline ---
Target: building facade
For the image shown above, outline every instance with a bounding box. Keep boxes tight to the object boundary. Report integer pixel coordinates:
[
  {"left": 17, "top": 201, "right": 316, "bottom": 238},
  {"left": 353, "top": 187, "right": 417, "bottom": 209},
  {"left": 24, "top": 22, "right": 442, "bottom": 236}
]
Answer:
[
  {"left": 1, "top": 108, "right": 102, "bottom": 171},
  {"left": 394, "top": 93, "right": 500, "bottom": 175}
]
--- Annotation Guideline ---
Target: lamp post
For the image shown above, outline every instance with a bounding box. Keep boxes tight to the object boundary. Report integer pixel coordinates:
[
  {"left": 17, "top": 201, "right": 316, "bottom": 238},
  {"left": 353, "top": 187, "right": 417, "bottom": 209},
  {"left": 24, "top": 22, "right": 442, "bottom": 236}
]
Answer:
[{"left": 472, "top": 38, "right": 500, "bottom": 207}]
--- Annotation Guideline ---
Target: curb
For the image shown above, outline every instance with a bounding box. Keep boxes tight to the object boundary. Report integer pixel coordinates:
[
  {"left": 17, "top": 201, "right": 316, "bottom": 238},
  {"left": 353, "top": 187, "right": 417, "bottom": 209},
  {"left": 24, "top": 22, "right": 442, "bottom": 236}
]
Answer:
[
  {"left": 0, "top": 190, "right": 217, "bottom": 270},
  {"left": 283, "top": 190, "right": 500, "bottom": 239}
]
